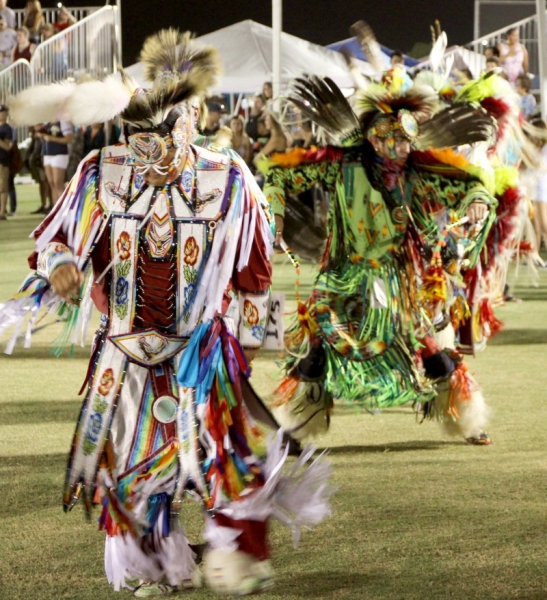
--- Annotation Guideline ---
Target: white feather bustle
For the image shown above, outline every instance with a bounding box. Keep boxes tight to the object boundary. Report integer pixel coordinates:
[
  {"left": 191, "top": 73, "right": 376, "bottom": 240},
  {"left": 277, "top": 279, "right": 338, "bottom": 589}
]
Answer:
[
  {"left": 8, "top": 76, "right": 134, "bottom": 127},
  {"left": 8, "top": 82, "right": 76, "bottom": 126},
  {"left": 64, "top": 77, "right": 133, "bottom": 126},
  {"left": 105, "top": 520, "right": 197, "bottom": 591}
]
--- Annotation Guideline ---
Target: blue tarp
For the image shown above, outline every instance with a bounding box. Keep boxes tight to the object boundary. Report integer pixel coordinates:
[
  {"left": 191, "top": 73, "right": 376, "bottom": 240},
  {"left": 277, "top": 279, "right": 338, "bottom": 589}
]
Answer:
[{"left": 327, "top": 38, "right": 420, "bottom": 68}]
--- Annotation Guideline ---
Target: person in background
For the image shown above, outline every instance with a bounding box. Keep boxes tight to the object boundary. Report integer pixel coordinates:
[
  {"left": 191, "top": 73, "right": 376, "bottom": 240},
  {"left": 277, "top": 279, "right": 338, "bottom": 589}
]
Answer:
[
  {"left": 262, "top": 81, "right": 273, "bottom": 101},
  {"left": 245, "top": 93, "right": 267, "bottom": 141},
  {"left": 201, "top": 99, "right": 224, "bottom": 136},
  {"left": 390, "top": 49, "right": 405, "bottom": 67},
  {"left": 0, "top": 104, "right": 14, "bottom": 220},
  {"left": 38, "top": 120, "right": 73, "bottom": 205},
  {"left": 53, "top": 4, "right": 76, "bottom": 33},
  {"left": 290, "top": 117, "right": 316, "bottom": 149},
  {"left": 26, "top": 124, "right": 51, "bottom": 214},
  {"left": 39, "top": 23, "right": 67, "bottom": 78},
  {"left": 498, "top": 27, "right": 529, "bottom": 86},
  {"left": 515, "top": 75, "right": 536, "bottom": 120},
  {"left": 10, "top": 26, "right": 36, "bottom": 64},
  {"left": 254, "top": 112, "right": 287, "bottom": 163},
  {"left": 229, "top": 114, "right": 252, "bottom": 164},
  {"left": 0, "top": 15, "right": 16, "bottom": 69},
  {"left": 454, "top": 68, "right": 474, "bottom": 87},
  {"left": 83, "top": 122, "right": 106, "bottom": 155},
  {"left": 23, "top": 0, "right": 44, "bottom": 44},
  {"left": 0, "top": 0, "right": 15, "bottom": 30},
  {"left": 485, "top": 55, "right": 502, "bottom": 73},
  {"left": 484, "top": 45, "right": 500, "bottom": 61}
]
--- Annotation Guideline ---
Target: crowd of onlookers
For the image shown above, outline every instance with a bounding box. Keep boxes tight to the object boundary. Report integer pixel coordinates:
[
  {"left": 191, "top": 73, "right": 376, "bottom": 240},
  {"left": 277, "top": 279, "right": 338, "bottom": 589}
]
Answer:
[
  {"left": 0, "top": 0, "right": 76, "bottom": 69},
  {"left": 0, "top": 19, "right": 545, "bottom": 242}
]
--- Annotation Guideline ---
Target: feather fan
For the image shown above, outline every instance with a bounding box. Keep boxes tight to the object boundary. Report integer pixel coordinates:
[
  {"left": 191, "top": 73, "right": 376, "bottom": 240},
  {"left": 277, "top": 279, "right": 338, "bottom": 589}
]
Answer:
[
  {"left": 289, "top": 76, "right": 362, "bottom": 146},
  {"left": 415, "top": 103, "right": 497, "bottom": 150}
]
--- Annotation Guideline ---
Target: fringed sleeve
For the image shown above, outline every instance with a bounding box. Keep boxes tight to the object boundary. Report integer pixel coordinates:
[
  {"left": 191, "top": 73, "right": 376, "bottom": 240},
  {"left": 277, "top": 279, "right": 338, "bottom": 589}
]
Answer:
[
  {"left": 262, "top": 147, "right": 343, "bottom": 218},
  {"left": 0, "top": 150, "right": 104, "bottom": 354}
]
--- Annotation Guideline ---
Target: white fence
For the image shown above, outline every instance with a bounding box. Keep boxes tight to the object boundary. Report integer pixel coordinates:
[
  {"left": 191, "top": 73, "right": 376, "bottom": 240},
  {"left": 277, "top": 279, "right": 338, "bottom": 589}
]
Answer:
[
  {"left": 31, "top": 6, "right": 119, "bottom": 84},
  {"left": 466, "top": 12, "right": 540, "bottom": 81},
  {"left": 0, "top": 5, "right": 120, "bottom": 141}
]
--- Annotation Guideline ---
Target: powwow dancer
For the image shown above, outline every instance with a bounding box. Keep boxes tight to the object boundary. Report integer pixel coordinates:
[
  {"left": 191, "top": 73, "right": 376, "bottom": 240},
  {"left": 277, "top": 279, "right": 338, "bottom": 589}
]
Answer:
[
  {"left": 262, "top": 68, "right": 498, "bottom": 445},
  {"left": 0, "top": 30, "right": 333, "bottom": 597}
]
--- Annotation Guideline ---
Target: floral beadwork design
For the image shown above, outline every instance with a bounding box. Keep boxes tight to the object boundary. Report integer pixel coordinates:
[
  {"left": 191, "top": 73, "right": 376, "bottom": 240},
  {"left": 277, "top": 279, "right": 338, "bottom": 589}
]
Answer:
[
  {"left": 83, "top": 368, "right": 114, "bottom": 455},
  {"left": 182, "top": 236, "right": 200, "bottom": 323},
  {"left": 114, "top": 231, "right": 132, "bottom": 320},
  {"left": 98, "top": 368, "right": 114, "bottom": 396},
  {"left": 243, "top": 299, "right": 266, "bottom": 340}
]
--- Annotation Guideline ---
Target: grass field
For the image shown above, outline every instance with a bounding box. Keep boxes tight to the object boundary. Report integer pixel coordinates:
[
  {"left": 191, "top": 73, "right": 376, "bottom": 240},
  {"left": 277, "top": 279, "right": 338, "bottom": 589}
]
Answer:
[{"left": 0, "top": 186, "right": 546, "bottom": 600}]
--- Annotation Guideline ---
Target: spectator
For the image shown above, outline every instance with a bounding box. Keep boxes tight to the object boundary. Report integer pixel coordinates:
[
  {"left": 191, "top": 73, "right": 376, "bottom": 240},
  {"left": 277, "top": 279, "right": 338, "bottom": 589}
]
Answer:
[
  {"left": 66, "top": 124, "right": 83, "bottom": 180},
  {"left": 262, "top": 81, "right": 273, "bottom": 101},
  {"left": 485, "top": 55, "right": 501, "bottom": 73},
  {"left": 23, "top": 0, "right": 44, "bottom": 44},
  {"left": 53, "top": 5, "right": 76, "bottom": 33},
  {"left": 0, "top": 15, "right": 16, "bottom": 69},
  {"left": 245, "top": 93, "right": 267, "bottom": 140},
  {"left": 525, "top": 119, "right": 547, "bottom": 253},
  {"left": 516, "top": 75, "right": 536, "bottom": 119},
  {"left": 229, "top": 114, "right": 252, "bottom": 164},
  {"left": 40, "top": 23, "right": 67, "bottom": 78},
  {"left": 0, "top": 104, "right": 14, "bottom": 219},
  {"left": 26, "top": 124, "right": 51, "bottom": 213},
  {"left": 498, "top": 27, "right": 529, "bottom": 86},
  {"left": 202, "top": 100, "right": 225, "bottom": 136},
  {"left": 10, "top": 26, "right": 36, "bottom": 63},
  {"left": 290, "top": 118, "right": 316, "bottom": 149},
  {"left": 253, "top": 112, "right": 287, "bottom": 166},
  {"left": 0, "top": 0, "right": 15, "bottom": 30},
  {"left": 38, "top": 120, "right": 73, "bottom": 205},
  {"left": 484, "top": 45, "right": 500, "bottom": 60},
  {"left": 391, "top": 49, "right": 405, "bottom": 67},
  {"left": 454, "top": 68, "right": 474, "bottom": 86},
  {"left": 83, "top": 122, "right": 106, "bottom": 155}
]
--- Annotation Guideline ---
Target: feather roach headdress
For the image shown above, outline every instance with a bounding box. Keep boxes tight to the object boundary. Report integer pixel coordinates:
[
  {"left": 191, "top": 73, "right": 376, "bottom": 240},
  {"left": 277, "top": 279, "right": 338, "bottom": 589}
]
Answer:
[{"left": 290, "top": 67, "right": 496, "bottom": 152}]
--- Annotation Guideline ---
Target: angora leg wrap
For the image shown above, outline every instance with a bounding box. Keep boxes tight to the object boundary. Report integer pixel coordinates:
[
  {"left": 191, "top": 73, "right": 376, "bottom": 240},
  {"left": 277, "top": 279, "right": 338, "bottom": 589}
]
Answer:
[
  {"left": 432, "top": 381, "right": 490, "bottom": 439},
  {"left": 203, "top": 548, "right": 274, "bottom": 595},
  {"left": 433, "top": 323, "right": 490, "bottom": 439}
]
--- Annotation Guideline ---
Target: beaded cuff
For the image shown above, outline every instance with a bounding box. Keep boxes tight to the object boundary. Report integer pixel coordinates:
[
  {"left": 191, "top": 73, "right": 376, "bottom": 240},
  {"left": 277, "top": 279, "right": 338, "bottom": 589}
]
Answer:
[{"left": 36, "top": 242, "right": 75, "bottom": 280}]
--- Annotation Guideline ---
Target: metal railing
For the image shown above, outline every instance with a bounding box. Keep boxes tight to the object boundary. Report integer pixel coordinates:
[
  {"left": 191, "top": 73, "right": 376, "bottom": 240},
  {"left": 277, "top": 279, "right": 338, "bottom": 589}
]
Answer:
[
  {"left": 465, "top": 13, "right": 540, "bottom": 78},
  {"left": 0, "top": 6, "right": 119, "bottom": 141},
  {"left": 31, "top": 5, "right": 118, "bottom": 85},
  {"left": 0, "top": 59, "right": 32, "bottom": 142}
]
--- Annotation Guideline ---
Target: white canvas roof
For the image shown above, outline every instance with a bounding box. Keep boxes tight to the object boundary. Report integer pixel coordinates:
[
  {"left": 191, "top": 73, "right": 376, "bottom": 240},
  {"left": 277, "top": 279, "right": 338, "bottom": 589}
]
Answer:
[{"left": 125, "top": 19, "right": 374, "bottom": 92}]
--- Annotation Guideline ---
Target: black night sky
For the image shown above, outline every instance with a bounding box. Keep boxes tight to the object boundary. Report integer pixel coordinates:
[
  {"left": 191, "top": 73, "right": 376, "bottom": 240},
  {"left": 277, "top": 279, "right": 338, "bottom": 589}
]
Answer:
[{"left": 10, "top": 0, "right": 477, "bottom": 65}]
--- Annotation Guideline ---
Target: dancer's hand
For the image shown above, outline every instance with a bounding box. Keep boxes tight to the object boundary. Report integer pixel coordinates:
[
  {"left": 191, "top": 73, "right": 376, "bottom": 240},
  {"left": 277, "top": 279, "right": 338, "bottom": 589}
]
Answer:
[
  {"left": 466, "top": 201, "right": 487, "bottom": 224},
  {"left": 274, "top": 214, "right": 284, "bottom": 246},
  {"left": 50, "top": 263, "right": 84, "bottom": 304}
]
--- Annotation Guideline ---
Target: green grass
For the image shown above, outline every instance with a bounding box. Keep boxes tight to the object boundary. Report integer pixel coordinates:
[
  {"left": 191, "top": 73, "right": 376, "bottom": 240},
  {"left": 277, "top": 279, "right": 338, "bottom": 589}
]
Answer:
[{"left": 1, "top": 186, "right": 547, "bottom": 599}]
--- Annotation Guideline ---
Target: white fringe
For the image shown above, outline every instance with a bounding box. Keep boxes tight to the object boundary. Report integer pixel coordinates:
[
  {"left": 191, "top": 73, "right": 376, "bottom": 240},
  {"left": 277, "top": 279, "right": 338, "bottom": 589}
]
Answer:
[
  {"left": 217, "top": 429, "right": 335, "bottom": 548},
  {"left": 105, "top": 522, "right": 196, "bottom": 591}
]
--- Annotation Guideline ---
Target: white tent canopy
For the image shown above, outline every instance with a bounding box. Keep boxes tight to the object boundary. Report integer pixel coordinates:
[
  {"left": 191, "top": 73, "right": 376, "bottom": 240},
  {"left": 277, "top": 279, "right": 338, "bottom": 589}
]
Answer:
[{"left": 125, "top": 19, "right": 374, "bottom": 92}]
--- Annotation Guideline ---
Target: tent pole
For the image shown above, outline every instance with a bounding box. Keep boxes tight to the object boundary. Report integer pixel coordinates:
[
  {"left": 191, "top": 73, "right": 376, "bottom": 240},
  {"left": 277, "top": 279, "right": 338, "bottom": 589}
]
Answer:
[
  {"left": 272, "top": 0, "right": 282, "bottom": 101},
  {"left": 537, "top": 0, "right": 547, "bottom": 119}
]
